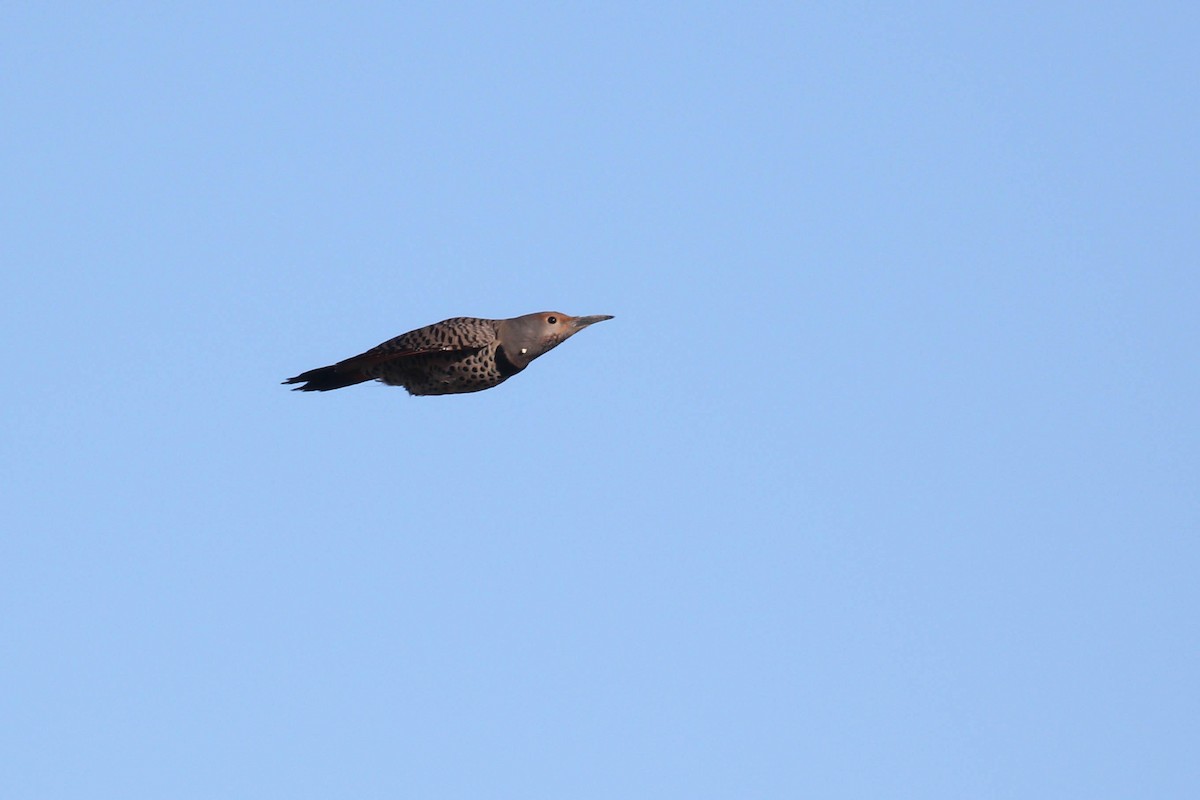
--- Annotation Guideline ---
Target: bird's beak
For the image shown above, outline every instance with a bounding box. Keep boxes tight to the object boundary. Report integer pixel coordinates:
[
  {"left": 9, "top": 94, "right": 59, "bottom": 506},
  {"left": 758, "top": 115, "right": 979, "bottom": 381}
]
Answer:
[{"left": 570, "top": 314, "right": 614, "bottom": 330}]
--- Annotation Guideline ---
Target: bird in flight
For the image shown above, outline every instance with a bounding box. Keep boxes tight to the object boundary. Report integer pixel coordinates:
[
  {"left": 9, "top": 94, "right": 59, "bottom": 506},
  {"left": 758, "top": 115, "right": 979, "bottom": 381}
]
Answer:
[{"left": 284, "top": 311, "right": 613, "bottom": 396}]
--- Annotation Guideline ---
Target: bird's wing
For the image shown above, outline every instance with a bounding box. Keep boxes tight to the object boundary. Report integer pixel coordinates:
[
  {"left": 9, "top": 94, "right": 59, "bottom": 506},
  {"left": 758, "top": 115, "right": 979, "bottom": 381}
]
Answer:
[
  {"left": 282, "top": 318, "right": 499, "bottom": 391},
  {"left": 342, "top": 317, "right": 497, "bottom": 367}
]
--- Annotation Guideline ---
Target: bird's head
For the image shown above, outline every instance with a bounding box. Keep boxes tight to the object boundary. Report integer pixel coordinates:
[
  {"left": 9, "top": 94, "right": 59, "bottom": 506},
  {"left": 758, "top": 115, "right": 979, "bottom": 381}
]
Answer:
[{"left": 498, "top": 312, "right": 613, "bottom": 368}]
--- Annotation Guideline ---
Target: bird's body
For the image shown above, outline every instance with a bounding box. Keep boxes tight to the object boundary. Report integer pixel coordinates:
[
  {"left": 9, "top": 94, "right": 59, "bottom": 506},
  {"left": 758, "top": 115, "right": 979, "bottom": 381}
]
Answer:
[{"left": 284, "top": 311, "right": 612, "bottom": 396}]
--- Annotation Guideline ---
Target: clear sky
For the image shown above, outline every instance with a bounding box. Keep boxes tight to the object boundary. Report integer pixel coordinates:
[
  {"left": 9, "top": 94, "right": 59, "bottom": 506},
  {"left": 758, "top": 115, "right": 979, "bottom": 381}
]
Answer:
[{"left": 2, "top": 3, "right": 1197, "bottom": 798}]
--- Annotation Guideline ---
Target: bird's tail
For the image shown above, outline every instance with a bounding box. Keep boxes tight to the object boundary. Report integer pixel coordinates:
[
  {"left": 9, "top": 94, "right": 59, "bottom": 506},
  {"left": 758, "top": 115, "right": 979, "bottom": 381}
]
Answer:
[{"left": 282, "top": 364, "right": 371, "bottom": 392}]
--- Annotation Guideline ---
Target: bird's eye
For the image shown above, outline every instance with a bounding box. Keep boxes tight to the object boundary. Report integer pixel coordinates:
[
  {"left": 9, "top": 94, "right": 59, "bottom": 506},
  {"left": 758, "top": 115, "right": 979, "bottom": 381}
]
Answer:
[{"left": 547, "top": 316, "right": 558, "bottom": 324}]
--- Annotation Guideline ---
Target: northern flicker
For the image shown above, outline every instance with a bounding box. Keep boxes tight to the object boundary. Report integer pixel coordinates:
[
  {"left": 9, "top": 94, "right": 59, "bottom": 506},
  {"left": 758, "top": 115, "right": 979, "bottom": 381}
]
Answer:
[{"left": 283, "top": 312, "right": 613, "bottom": 396}]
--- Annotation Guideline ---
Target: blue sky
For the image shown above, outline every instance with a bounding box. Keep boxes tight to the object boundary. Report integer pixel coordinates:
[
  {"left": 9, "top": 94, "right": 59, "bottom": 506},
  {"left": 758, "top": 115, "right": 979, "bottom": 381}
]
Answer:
[{"left": 2, "top": 3, "right": 1197, "bottom": 797}]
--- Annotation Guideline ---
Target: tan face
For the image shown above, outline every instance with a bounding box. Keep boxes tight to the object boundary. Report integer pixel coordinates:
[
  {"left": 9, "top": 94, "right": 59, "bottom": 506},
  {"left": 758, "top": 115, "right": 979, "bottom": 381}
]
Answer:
[{"left": 503, "top": 312, "right": 614, "bottom": 364}]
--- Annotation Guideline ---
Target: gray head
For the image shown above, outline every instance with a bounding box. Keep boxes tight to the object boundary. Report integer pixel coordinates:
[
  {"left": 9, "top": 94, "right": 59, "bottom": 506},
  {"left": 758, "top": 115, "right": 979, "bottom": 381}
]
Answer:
[{"left": 497, "top": 312, "right": 614, "bottom": 369}]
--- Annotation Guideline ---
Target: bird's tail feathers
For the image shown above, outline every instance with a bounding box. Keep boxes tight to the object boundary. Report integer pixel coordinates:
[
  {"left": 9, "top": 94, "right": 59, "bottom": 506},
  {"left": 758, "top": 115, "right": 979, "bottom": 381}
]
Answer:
[{"left": 282, "top": 364, "right": 371, "bottom": 392}]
